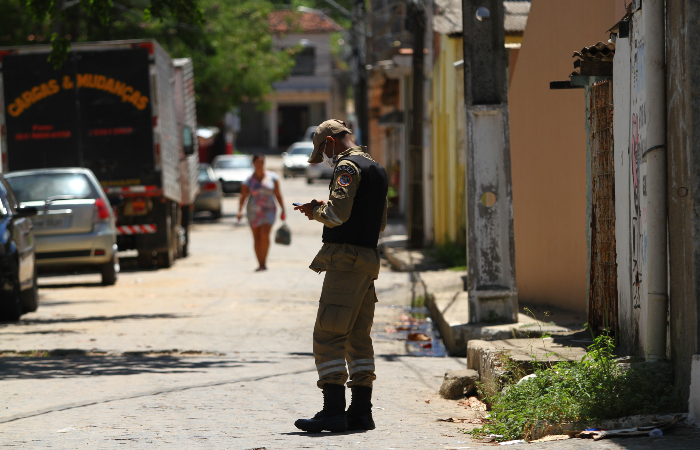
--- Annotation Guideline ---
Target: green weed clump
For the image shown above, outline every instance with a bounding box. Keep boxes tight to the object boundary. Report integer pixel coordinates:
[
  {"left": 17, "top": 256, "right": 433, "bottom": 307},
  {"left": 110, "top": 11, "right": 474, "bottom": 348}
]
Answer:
[
  {"left": 470, "top": 335, "right": 679, "bottom": 442},
  {"left": 431, "top": 238, "right": 466, "bottom": 269}
]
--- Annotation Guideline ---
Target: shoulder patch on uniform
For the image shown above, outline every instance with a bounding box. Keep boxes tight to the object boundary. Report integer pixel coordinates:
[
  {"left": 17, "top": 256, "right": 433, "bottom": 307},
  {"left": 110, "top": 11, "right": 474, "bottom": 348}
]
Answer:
[
  {"left": 335, "top": 163, "right": 357, "bottom": 175},
  {"left": 337, "top": 173, "right": 352, "bottom": 187}
]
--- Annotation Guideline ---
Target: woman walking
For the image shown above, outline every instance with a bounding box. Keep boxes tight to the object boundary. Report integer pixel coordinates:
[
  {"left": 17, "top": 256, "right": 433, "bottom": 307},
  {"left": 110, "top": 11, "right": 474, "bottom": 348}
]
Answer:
[{"left": 237, "top": 154, "right": 285, "bottom": 271}]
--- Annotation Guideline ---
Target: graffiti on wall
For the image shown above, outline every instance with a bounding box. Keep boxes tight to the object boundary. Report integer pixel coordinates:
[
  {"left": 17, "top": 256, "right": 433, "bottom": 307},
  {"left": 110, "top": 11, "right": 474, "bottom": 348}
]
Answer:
[{"left": 630, "top": 10, "right": 647, "bottom": 312}]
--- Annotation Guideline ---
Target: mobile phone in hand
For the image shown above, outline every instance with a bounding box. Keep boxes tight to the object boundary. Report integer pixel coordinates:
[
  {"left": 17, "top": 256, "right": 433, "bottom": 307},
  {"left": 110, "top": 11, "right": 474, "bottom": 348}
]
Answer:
[{"left": 292, "top": 202, "right": 303, "bottom": 207}]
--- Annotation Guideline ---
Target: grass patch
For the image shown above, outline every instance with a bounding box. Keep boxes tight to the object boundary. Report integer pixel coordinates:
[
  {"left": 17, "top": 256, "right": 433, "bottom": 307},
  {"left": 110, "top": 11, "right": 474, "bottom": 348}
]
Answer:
[
  {"left": 431, "top": 238, "right": 466, "bottom": 269},
  {"left": 470, "top": 335, "right": 679, "bottom": 442},
  {"left": 412, "top": 295, "right": 426, "bottom": 309}
]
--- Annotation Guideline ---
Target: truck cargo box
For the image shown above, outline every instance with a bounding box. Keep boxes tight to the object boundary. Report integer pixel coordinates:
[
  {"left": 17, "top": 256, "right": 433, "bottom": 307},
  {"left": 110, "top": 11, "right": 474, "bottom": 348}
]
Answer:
[{"left": 0, "top": 40, "right": 181, "bottom": 203}]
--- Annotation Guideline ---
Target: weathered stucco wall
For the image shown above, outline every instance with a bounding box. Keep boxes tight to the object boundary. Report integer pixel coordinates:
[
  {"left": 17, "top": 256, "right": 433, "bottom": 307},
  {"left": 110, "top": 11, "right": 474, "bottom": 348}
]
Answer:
[
  {"left": 612, "top": 30, "right": 636, "bottom": 354},
  {"left": 667, "top": 0, "right": 700, "bottom": 409},
  {"left": 508, "top": 0, "right": 621, "bottom": 313}
]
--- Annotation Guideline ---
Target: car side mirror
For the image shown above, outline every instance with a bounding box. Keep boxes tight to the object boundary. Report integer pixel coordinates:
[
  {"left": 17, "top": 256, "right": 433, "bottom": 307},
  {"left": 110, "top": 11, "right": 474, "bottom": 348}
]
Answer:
[
  {"left": 16, "top": 206, "right": 38, "bottom": 218},
  {"left": 182, "top": 126, "right": 196, "bottom": 156},
  {"left": 281, "top": 152, "right": 288, "bottom": 158}
]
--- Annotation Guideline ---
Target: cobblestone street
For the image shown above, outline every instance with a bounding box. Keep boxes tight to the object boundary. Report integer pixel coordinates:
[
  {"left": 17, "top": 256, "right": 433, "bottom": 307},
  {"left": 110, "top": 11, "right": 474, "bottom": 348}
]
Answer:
[{"left": 0, "top": 164, "right": 699, "bottom": 449}]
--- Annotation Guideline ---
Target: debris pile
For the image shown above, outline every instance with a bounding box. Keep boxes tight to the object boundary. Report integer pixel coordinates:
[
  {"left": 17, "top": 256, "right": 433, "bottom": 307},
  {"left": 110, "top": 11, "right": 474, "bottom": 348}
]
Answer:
[{"left": 381, "top": 307, "right": 447, "bottom": 356}]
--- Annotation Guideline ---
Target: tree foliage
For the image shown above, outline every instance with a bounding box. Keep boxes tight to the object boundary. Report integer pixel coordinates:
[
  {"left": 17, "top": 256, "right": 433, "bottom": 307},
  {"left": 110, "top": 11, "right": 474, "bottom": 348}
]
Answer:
[{"left": 2, "top": 0, "right": 296, "bottom": 124}]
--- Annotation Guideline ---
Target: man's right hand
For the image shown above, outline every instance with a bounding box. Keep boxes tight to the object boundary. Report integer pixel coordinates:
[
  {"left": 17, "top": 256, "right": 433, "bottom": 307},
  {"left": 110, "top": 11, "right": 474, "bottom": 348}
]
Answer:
[{"left": 294, "top": 200, "right": 326, "bottom": 220}]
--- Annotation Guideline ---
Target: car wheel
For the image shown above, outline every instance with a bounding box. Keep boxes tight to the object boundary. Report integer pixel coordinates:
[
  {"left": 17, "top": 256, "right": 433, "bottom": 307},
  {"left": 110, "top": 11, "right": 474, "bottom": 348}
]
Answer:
[
  {"left": 101, "top": 254, "right": 119, "bottom": 286},
  {"left": 0, "top": 279, "right": 22, "bottom": 322},
  {"left": 283, "top": 171, "right": 290, "bottom": 179},
  {"left": 212, "top": 209, "right": 222, "bottom": 220},
  {"left": 306, "top": 177, "right": 313, "bottom": 185},
  {"left": 20, "top": 267, "right": 39, "bottom": 313}
]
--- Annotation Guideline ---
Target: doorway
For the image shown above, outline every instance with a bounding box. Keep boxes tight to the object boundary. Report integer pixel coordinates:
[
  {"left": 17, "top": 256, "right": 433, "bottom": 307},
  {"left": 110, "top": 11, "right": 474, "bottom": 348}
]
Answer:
[{"left": 278, "top": 105, "right": 309, "bottom": 148}]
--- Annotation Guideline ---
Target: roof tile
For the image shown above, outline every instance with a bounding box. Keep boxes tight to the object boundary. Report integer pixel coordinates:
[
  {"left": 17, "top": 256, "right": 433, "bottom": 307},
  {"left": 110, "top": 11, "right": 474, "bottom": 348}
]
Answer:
[{"left": 269, "top": 9, "right": 343, "bottom": 34}]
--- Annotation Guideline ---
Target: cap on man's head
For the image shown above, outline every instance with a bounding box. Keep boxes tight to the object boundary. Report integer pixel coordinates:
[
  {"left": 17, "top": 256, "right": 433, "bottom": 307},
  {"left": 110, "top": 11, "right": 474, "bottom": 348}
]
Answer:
[{"left": 308, "top": 119, "right": 353, "bottom": 163}]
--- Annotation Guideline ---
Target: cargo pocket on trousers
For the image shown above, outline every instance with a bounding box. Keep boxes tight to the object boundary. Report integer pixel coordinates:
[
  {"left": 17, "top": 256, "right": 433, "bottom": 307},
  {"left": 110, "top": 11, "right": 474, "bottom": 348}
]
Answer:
[{"left": 317, "top": 288, "right": 356, "bottom": 334}]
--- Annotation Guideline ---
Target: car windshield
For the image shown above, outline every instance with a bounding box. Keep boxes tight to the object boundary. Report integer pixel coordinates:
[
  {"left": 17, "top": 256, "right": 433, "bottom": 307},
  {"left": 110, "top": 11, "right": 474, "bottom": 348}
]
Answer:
[
  {"left": 214, "top": 158, "right": 251, "bottom": 169},
  {"left": 6, "top": 173, "right": 98, "bottom": 203},
  {"left": 198, "top": 168, "right": 213, "bottom": 181},
  {"left": 290, "top": 146, "right": 313, "bottom": 156}
]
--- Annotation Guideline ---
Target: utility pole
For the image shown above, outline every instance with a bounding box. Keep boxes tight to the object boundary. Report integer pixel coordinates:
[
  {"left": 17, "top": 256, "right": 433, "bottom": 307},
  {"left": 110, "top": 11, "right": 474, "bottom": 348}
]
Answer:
[
  {"left": 408, "top": 0, "right": 425, "bottom": 248},
  {"left": 324, "top": 0, "right": 368, "bottom": 145},
  {"left": 352, "top": 0, "right": 369, "bottom": 146},
  {"left": 462, "top": 0, "right": 518, "bottom": 323}
]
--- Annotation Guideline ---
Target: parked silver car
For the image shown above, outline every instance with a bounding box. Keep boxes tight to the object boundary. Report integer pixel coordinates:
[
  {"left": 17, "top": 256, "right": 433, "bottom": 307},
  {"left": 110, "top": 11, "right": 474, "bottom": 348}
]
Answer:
[
  {"left": 212, "top": 155, "right": 254, "bottom": 194},
  {"left": 282, "top": 142, "right": 314, "bottom": 178},
  {"left": 305, "top": 161, "right": 334, "bottom": 184},
  {"left": 303, "top": 125, "right": 317, "bottom": 141},
  {"left": 194, "top": 164, "right": 223, "bottom": 219},
  {"left": 5, "top": 168, "right": 119, "bottom": 285}
]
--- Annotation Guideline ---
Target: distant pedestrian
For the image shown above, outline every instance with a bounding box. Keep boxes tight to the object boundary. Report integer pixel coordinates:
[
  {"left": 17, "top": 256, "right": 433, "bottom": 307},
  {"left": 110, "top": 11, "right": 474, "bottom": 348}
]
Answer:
[
  {"left": 293, "top": 120, "right": 388, "bottom": 433},
  {"left": 237, "top": 154, "right": 285, "bottom": 271}
]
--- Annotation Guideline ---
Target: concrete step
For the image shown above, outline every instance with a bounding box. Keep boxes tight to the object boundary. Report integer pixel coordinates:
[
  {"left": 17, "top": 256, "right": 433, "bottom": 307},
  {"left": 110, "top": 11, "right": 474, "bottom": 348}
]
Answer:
[
  {"left": 426, "top": 287, "right": 576, "bottom": 356},
  {"left": 466, "top": 337, "right": 590, "bottom": 395}
]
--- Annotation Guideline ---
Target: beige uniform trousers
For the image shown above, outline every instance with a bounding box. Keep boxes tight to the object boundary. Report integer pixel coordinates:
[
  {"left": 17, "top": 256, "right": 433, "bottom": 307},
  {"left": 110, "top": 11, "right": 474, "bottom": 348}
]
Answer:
[{"left": 313, "top": 269, "right": 377, "bottom": 389}]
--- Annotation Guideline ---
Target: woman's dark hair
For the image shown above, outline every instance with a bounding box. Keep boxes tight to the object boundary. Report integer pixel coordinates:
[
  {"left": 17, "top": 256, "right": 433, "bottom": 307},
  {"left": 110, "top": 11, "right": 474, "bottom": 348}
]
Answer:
[{"left": 251, "top": 153, "right": 265, "bottom": 163}]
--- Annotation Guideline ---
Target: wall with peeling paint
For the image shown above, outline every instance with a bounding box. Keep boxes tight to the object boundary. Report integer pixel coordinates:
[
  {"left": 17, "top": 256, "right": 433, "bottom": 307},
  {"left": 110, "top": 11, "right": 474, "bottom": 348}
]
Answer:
[{"left": 508, "top": 0, "right": 623, "bottom": 314}]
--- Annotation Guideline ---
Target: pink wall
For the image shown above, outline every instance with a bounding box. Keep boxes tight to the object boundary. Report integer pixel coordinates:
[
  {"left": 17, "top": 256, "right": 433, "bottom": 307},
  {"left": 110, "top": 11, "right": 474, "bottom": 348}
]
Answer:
[{"left": 508, "top": 0, "right": 625, "bottom": 313}]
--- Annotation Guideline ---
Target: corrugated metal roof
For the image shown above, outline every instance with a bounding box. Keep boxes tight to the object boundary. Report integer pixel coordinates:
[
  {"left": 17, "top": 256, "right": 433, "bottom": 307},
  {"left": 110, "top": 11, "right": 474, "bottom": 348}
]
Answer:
[{"left": 433, "top": 0, "right": 530, "bottom": 36}]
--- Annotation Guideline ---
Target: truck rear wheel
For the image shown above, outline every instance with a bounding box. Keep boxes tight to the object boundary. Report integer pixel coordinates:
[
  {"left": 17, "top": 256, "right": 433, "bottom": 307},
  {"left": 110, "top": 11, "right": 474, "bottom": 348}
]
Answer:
[
  {"left": 138, "top": 250, "right": 154, "bottom": 269},
  {"left": 157, "top": 246, "right": 175, "bottom": 268},
  {"left": 181, "top": 226, "right": 189, "bottom": 258},
  {"left": 157, "top": 213, "right": 176, "bottom": 269}
]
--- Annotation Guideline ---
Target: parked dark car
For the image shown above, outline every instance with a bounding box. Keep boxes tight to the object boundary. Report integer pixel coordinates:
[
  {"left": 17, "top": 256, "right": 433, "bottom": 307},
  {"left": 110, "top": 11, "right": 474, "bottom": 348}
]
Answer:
[{"left": 0, "top": 176, "right": 38, "bottom": 321}]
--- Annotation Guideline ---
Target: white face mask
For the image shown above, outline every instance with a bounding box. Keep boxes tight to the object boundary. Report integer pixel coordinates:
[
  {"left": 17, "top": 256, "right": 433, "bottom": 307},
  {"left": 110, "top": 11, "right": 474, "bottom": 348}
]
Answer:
[{"left": 322, "top": 141, "right": 337, "bottom": 168}]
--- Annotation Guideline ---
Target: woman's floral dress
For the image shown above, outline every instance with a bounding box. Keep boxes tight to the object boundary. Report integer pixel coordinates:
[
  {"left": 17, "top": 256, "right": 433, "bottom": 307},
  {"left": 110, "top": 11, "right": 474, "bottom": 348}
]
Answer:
[{"left": 243, "top": 171, "right": 278, "bottom": 228}]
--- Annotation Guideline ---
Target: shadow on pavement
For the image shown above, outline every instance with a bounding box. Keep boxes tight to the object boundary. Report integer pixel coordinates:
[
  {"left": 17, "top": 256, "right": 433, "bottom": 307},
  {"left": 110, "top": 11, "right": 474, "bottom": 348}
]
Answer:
[
  {"left": 281, "top": 431, "right": 368, "bottom": 437},
  {"left": 1, "top": 313, "right": 186, "bottom": 326},
  {"left": 37, "top": 299, "right": 111, "bottom": 307},
  {"left": 38, "top": 282, "right": 105, "bottom": 289},
  {"left": 0, "top": 355, "right": 265, "bottom": 379},
  {"left": 0, "top": 329, "right": 81, "bottom": 335}
]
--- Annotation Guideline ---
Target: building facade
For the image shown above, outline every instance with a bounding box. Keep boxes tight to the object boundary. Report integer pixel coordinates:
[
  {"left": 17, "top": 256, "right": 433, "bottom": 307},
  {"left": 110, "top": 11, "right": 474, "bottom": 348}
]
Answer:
[{"left": 236, "top": 8, "right": 348, "bottom": 153}]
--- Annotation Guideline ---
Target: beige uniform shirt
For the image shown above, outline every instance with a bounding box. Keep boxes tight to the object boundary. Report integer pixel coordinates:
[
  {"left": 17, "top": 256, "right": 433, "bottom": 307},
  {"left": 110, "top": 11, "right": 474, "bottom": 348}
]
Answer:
[{"left": 309, "top": 146, "right": 388, "bottom": 280}]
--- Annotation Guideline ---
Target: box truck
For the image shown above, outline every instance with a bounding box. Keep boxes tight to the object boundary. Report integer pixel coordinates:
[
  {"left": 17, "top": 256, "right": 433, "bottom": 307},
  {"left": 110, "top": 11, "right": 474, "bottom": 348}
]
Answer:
[{"left": 0, "top": 40, "right": 199, "bottom": 268}]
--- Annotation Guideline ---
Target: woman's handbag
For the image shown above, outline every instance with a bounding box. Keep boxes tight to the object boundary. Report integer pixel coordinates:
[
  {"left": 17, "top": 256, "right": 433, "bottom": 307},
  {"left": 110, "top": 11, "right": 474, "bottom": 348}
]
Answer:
[{"left": 275, "top": 222, "right": 291, "bottom": 245}]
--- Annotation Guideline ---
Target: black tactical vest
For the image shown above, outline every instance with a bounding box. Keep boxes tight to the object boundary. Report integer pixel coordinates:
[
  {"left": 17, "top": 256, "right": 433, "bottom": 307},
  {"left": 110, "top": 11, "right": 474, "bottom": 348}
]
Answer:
[{"left": 322, "top": 154, "right": 389, "bottom": 248}]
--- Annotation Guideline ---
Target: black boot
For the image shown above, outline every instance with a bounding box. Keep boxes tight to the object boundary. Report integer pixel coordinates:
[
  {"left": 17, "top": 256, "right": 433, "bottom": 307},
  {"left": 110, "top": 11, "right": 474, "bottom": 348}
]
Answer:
[
  {"left": 295, "top": 384, "right": 348, "bottom": 433},
  {"left": 346, "top": 386, "right": 375, "bottom": 431}
]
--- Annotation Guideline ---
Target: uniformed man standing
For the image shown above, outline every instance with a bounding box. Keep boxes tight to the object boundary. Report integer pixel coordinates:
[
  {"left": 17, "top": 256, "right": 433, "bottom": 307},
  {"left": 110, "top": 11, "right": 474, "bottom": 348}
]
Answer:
[{"left": 293, "top": 119, "right": 388, "bottom": 433}]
